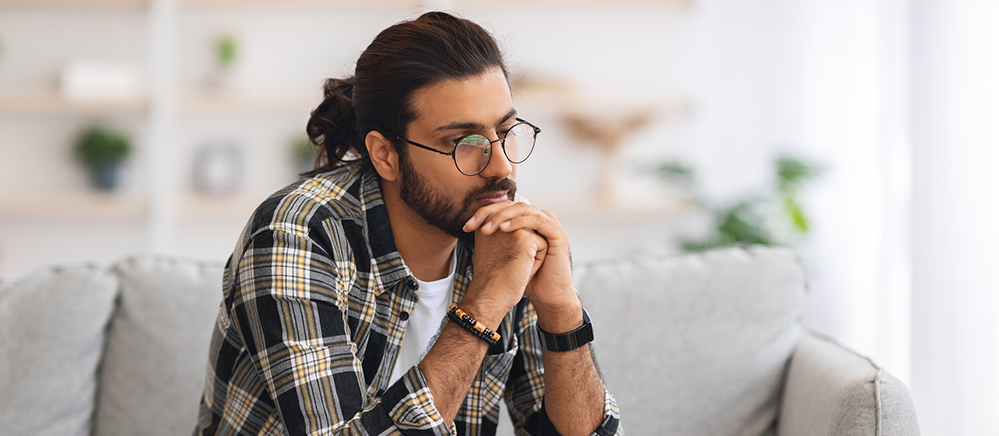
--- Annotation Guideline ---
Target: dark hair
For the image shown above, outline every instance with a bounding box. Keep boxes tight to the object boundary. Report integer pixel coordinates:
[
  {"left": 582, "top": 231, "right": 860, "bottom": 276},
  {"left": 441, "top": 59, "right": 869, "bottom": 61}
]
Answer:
[{"left": 305, "top": 11, "right": 508, "bottom": 173}]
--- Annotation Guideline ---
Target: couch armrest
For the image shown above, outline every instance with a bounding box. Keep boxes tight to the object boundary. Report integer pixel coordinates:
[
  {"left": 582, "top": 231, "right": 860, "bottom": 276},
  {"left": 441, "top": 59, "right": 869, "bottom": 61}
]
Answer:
[{"left": 777, "top": 331, "right": 920, "bottom": 436}]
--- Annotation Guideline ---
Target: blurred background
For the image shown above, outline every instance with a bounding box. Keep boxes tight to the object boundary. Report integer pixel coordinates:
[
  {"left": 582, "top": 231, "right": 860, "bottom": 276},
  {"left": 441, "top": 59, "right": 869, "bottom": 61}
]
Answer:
[{"left": 0, "top": 0, "right": 996, "bottom": 434}]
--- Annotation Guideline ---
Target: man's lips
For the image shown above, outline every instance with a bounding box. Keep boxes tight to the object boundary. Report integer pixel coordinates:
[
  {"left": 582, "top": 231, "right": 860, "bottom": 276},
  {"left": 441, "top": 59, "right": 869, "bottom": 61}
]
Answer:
[{"left": 477, "top": 190, "right": 509, "bottom": 204}]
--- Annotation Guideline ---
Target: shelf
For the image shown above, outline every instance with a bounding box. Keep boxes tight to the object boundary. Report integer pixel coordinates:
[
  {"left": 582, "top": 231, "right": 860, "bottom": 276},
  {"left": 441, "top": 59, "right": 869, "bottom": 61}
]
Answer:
[
  {"left": 0, "top": 193, "right": 149, "bottom": 219},
  {"left": 178, "top": 193, "right": 265, "bottom": 220},
  {"left": 0, "top": 91, "right": 319, "bottom": 117},
  {"left": 512, "top": 77, "right": 692, "bottom": 122},
  {"left": 0, "top": 0, "right": 146, "bottom": 10},
  {"left": 179, "top": 92, "right": 318, "bottom": 117},
  {"left": 178, "top": 0, "right": 689, "bottom": 10},
  {"left": 178, "top": 0, "right": 413, "bottom": 10},
  {"left": 456, "top": 0, "right": 690, "bottom": 7},
  {"left": 0, "top": 192, "right": 263, "bottom": 220},
  {"left": 0, "top": 92, "right": 148, "bottom": 116}
]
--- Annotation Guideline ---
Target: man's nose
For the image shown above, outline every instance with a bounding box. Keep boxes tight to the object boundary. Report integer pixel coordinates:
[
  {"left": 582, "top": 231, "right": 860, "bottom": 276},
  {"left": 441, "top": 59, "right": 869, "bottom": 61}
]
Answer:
[{"left": 477, "top": 141, "right": 513, "bottom": 179}]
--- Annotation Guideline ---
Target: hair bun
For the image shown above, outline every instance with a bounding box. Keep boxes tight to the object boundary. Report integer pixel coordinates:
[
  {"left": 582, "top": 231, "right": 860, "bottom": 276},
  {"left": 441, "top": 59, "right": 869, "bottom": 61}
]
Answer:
[
  {"left": 324, "top": 77, "right": 354, "bottom": 100},
  {"left": 306, "top": 77, "right": 359, "bottom": 173}
]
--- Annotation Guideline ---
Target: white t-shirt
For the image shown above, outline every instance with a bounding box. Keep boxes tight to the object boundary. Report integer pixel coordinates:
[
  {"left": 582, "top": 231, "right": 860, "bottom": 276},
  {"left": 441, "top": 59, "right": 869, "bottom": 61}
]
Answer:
[{"left": 389, "top": 249, "right": 457, "bottom": 385}]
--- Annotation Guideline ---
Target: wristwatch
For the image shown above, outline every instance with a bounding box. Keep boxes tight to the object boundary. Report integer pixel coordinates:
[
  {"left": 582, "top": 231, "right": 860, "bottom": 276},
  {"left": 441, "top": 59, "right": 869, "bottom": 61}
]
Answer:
[{"left": 536, "top": 308, "right": 594, "bottom": 352}]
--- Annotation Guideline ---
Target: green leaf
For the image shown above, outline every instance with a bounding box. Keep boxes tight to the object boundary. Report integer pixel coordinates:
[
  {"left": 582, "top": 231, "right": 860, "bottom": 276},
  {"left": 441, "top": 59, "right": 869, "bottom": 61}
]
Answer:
[
  {"left": 647, "top": 161, "right": 696, "bottom": 186},
  {"left": 715, "top": 202, "right": 773, "bottom": 246},
  {"left": 783, "top": 195, "right": 809, "bottom": 232},
  {"left": 777, "top": 155, "right": 824, "bottom": 193},
  {"left": 216, "top": 34, "right": 238, "bottom": 69}
]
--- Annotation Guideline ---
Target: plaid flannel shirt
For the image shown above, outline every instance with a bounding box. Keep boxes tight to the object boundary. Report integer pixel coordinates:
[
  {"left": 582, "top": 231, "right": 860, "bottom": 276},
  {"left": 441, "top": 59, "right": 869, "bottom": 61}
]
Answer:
[{"left": 194, "top": 161, "right": 622, "bottom": 436}]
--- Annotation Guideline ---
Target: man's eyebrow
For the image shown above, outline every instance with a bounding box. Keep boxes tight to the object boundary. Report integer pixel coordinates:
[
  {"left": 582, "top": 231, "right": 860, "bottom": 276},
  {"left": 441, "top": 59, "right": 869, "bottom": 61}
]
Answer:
[{"left": 434, "top": 108, "right": 518, "bottom": 132}]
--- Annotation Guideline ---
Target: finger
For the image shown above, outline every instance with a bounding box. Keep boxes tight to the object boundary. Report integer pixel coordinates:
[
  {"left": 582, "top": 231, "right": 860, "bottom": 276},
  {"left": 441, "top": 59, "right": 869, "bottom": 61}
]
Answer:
[
  {"left": 497, "top": 212, "right": 567, "bottom": 246},
  {"left": 463, "top": 200, "right": 517, "bottom": 232},
  {"left": 477, "top": 203, "right": 542, "bottom": 235},
  {"left": 525, "top": 228, "right": 549, "bottom": 253}
]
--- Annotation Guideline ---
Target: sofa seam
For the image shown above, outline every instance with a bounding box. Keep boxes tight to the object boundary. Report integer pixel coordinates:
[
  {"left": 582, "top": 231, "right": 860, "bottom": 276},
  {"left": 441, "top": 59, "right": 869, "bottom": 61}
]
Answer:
[
  {"left": 806, "top": 329, "right": 886, "bottom": 436},
  {"left": 875, "top": 368, "right": 885, "bottom": 436},
  {"left": 805, "top": 329, "right": 884, "bottom": 371},
  {"left": 89, "top": 271, "right": 124, "bottom": 436},
  {"left": 112, "top": 253, "right": 225, "bottom": 272}
]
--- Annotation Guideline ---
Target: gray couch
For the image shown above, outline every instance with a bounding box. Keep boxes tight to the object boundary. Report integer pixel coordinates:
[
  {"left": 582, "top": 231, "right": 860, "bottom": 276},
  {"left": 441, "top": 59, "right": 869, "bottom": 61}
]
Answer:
[{"left": 0, "top": 246, "right": 919, "bottom": 435}]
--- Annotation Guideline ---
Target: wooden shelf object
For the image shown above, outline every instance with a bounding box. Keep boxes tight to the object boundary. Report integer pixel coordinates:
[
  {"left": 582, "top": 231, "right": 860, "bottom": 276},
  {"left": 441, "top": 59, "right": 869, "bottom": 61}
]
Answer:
[
  {"left": 454, "top": 0, "right": 690, "bottom": 8},
  {"left": 0, "top": 0, "right": 146, "bottom": 9},
  {"left": 0, "top": 193, "right": 149, "bottom": 219},
  {"left": 179, "top": 0, "right": 689, "bottom": 9},
  {"left": 179, "top": 92, "right": 318, "bottom": 116},
  {"left": 178, "top": 193, "right": 265, "bottom": 220},
  {"left": 0, "top": 92, "right": 148, "bottom": 116},
  {"left": 178, "top": 0, "right": 412, "bottom": 9}
]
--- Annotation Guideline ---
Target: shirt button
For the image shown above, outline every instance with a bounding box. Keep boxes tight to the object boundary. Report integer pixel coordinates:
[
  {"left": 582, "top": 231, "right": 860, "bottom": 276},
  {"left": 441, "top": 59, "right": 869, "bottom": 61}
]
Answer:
[
  {"left": 399, "top": 311, "right": 410, "bottom": 321},
  {"left": 407, "top": 279, "right": 419, "bottom": 290}
]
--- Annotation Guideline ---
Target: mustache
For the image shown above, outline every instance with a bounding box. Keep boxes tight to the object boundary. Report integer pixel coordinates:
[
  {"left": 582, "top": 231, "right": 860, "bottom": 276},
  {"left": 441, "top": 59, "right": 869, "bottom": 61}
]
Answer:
[{"left": 465, "top": 178, "right": 517, "bottom": 204}]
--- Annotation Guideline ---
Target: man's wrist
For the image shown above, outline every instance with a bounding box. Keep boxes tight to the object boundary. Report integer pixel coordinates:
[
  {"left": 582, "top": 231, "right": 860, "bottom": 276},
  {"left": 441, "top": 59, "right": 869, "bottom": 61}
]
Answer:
[
  {"left": 456, "top": 285, "right": 516, "bottom": 330},
  {"left": 534, "top": 298, "right": 584, "bottom": 334},
  {"left": 537, "top": 308, "right": 593, "bottom": 352}
]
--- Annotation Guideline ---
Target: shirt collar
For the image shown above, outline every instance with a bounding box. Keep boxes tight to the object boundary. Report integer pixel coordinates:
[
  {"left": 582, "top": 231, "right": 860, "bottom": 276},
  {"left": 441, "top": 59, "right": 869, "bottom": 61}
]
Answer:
[{"left": 354, "top": 163, "right": 477, "bottom": 297}]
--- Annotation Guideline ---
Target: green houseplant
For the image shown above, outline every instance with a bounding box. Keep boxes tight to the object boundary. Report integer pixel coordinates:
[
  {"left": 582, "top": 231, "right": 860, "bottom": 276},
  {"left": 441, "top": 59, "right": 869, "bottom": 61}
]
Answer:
[
  {"left": 650, "top": 155, "right": 825, "bottom": 250},
  {"left": 73, "top": 124, "right": 132, "bottom": 191}
]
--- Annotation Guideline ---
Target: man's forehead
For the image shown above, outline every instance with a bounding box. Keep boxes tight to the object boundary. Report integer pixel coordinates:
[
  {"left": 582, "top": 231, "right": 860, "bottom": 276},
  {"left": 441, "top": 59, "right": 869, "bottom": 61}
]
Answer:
[{"left": 409, "top": 68, "right": 515, "bottom": 131}]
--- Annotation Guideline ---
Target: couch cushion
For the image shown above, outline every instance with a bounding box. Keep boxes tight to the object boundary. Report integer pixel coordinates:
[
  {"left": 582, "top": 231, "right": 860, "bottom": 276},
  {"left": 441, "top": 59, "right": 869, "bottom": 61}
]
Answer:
[
  {"left": 93, "top": 255, "right": 223, "bottom": 436},
  {"left": 573, "top": 246, "right": 807, "bottom": 436},
  {"left": 0, "top": 264, "right": 119, "bottom": 436}
]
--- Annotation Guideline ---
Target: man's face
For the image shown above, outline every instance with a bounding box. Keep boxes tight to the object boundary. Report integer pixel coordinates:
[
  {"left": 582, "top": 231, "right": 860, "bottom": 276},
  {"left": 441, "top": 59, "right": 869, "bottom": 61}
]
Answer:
[{"left": 397, "top": 67, "right": 519, "bottom": 244}]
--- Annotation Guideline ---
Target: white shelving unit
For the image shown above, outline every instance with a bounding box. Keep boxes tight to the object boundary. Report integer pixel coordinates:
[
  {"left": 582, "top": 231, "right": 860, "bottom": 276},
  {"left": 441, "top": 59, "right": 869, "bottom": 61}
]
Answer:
[{"left": 0, "top": 0, "right": 693, "bottom": 274}]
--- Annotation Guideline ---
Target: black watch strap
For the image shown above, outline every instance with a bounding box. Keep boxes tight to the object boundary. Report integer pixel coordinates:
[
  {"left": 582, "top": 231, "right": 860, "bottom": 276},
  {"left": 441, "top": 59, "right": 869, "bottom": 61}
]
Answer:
[{"left": 536, "top": 308, "right": 593, "bottom": 352}]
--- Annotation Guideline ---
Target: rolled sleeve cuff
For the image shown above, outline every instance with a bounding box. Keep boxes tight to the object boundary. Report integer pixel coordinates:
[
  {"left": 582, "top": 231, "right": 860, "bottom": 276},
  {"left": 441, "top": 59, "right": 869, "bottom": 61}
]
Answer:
[
  {"left": 596, "top": 387, "right": 623, "bottom": 436},
  {"left": 536, "top": 387, "right": 622, "bottom": 436},
  {"left": 381, "top": 366, "right": 454, "bottom": 435}
]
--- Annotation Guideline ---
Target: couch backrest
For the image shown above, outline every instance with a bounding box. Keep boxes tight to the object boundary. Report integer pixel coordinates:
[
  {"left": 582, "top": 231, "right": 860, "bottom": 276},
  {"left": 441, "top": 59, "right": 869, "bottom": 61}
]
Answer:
[
  {"left": 573, "top": 246, "right": 808, "bottom": 436},
  {"left": 1, "top": 246, "right": 809, "bottom": 436},
  {"left": 92, "top": 256, "right": 224, "bottom": 436},
  {"left": 0, "top": 264, "right": 119, "bottom": 436}
]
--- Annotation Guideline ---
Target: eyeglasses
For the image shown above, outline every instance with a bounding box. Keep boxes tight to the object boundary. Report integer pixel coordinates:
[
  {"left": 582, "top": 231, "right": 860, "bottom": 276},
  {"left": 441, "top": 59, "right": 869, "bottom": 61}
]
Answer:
[{"left": 397, "top": 118, "right": 540, "bottom": 176}]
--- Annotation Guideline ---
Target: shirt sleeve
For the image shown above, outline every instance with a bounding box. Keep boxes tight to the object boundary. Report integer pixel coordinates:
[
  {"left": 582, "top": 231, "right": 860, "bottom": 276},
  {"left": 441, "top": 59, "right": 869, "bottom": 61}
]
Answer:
[
  {"left": 229, "top": 225, "right": 452, "bottom": 435},
  {"left": 503, "top": 299, "right": 623, "bottom": 436}
]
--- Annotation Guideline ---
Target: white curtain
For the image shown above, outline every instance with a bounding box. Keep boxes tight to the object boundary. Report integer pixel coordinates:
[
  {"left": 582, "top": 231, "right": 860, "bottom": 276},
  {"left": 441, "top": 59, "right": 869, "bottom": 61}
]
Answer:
[
  {"left": 785, "top": 0, "right": 999, "bottom": 433},
  {"left": 910, "top": 0, "right": 999, "bottom": 434}
]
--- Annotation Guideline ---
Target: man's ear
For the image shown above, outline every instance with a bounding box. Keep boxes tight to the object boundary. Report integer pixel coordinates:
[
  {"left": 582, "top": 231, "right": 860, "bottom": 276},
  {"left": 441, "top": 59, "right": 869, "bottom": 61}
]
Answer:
[{"left": 366, "top": 130, "right": 400, "bottom": 182}]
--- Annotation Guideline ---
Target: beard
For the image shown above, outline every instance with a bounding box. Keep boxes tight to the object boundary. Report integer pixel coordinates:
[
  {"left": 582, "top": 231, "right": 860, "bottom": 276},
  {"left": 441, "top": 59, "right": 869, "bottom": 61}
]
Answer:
[{"left": 398, "top": 152, "right": 517, "bottom": 248}]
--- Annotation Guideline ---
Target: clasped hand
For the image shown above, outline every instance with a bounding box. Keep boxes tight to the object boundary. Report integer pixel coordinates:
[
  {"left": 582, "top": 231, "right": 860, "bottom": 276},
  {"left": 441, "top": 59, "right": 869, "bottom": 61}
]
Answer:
[{"left": 460, "top": 201, "right": 580, "bottom": 330}]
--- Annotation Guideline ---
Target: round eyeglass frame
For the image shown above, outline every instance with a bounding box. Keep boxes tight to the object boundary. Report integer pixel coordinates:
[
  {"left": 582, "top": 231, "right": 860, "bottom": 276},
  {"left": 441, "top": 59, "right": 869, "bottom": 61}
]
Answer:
[{"left": 396, "top": 117, "right": 540, "bottom": 176}]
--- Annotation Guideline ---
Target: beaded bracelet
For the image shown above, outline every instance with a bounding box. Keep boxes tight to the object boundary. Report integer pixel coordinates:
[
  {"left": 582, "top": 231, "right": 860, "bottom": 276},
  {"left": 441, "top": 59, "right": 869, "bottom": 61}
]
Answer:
[{"left": 447, "top": 304, "right": 500, "bottom": 346}]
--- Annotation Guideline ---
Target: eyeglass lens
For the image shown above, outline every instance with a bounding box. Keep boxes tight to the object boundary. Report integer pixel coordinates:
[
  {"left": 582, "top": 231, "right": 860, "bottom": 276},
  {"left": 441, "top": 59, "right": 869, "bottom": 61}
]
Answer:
[{"left": 453, "top": 123, "right": 536, "bottom": 175}]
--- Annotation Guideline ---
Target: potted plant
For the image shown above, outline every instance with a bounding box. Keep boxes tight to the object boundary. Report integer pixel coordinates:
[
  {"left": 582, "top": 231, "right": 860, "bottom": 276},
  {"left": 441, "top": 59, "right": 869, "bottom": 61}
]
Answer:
[
  {"left": 73, "top": 124, "right": 132, "bottom": 191},
  {"left": 649, "top": 154, "right": 825, "bottom": 250}
]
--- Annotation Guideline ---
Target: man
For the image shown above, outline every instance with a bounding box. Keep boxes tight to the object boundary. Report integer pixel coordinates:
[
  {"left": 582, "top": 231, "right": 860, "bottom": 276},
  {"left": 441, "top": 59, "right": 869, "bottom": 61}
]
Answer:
[{"left": 195, "top": 12, "right": 621, "bottom": 436}]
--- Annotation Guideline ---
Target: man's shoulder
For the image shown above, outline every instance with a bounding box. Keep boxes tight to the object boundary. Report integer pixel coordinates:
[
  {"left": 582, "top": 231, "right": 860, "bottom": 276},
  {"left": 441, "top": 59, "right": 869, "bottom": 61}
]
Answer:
[{"left": 248, "top": 162, "right": 381, "bottom": 233}]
